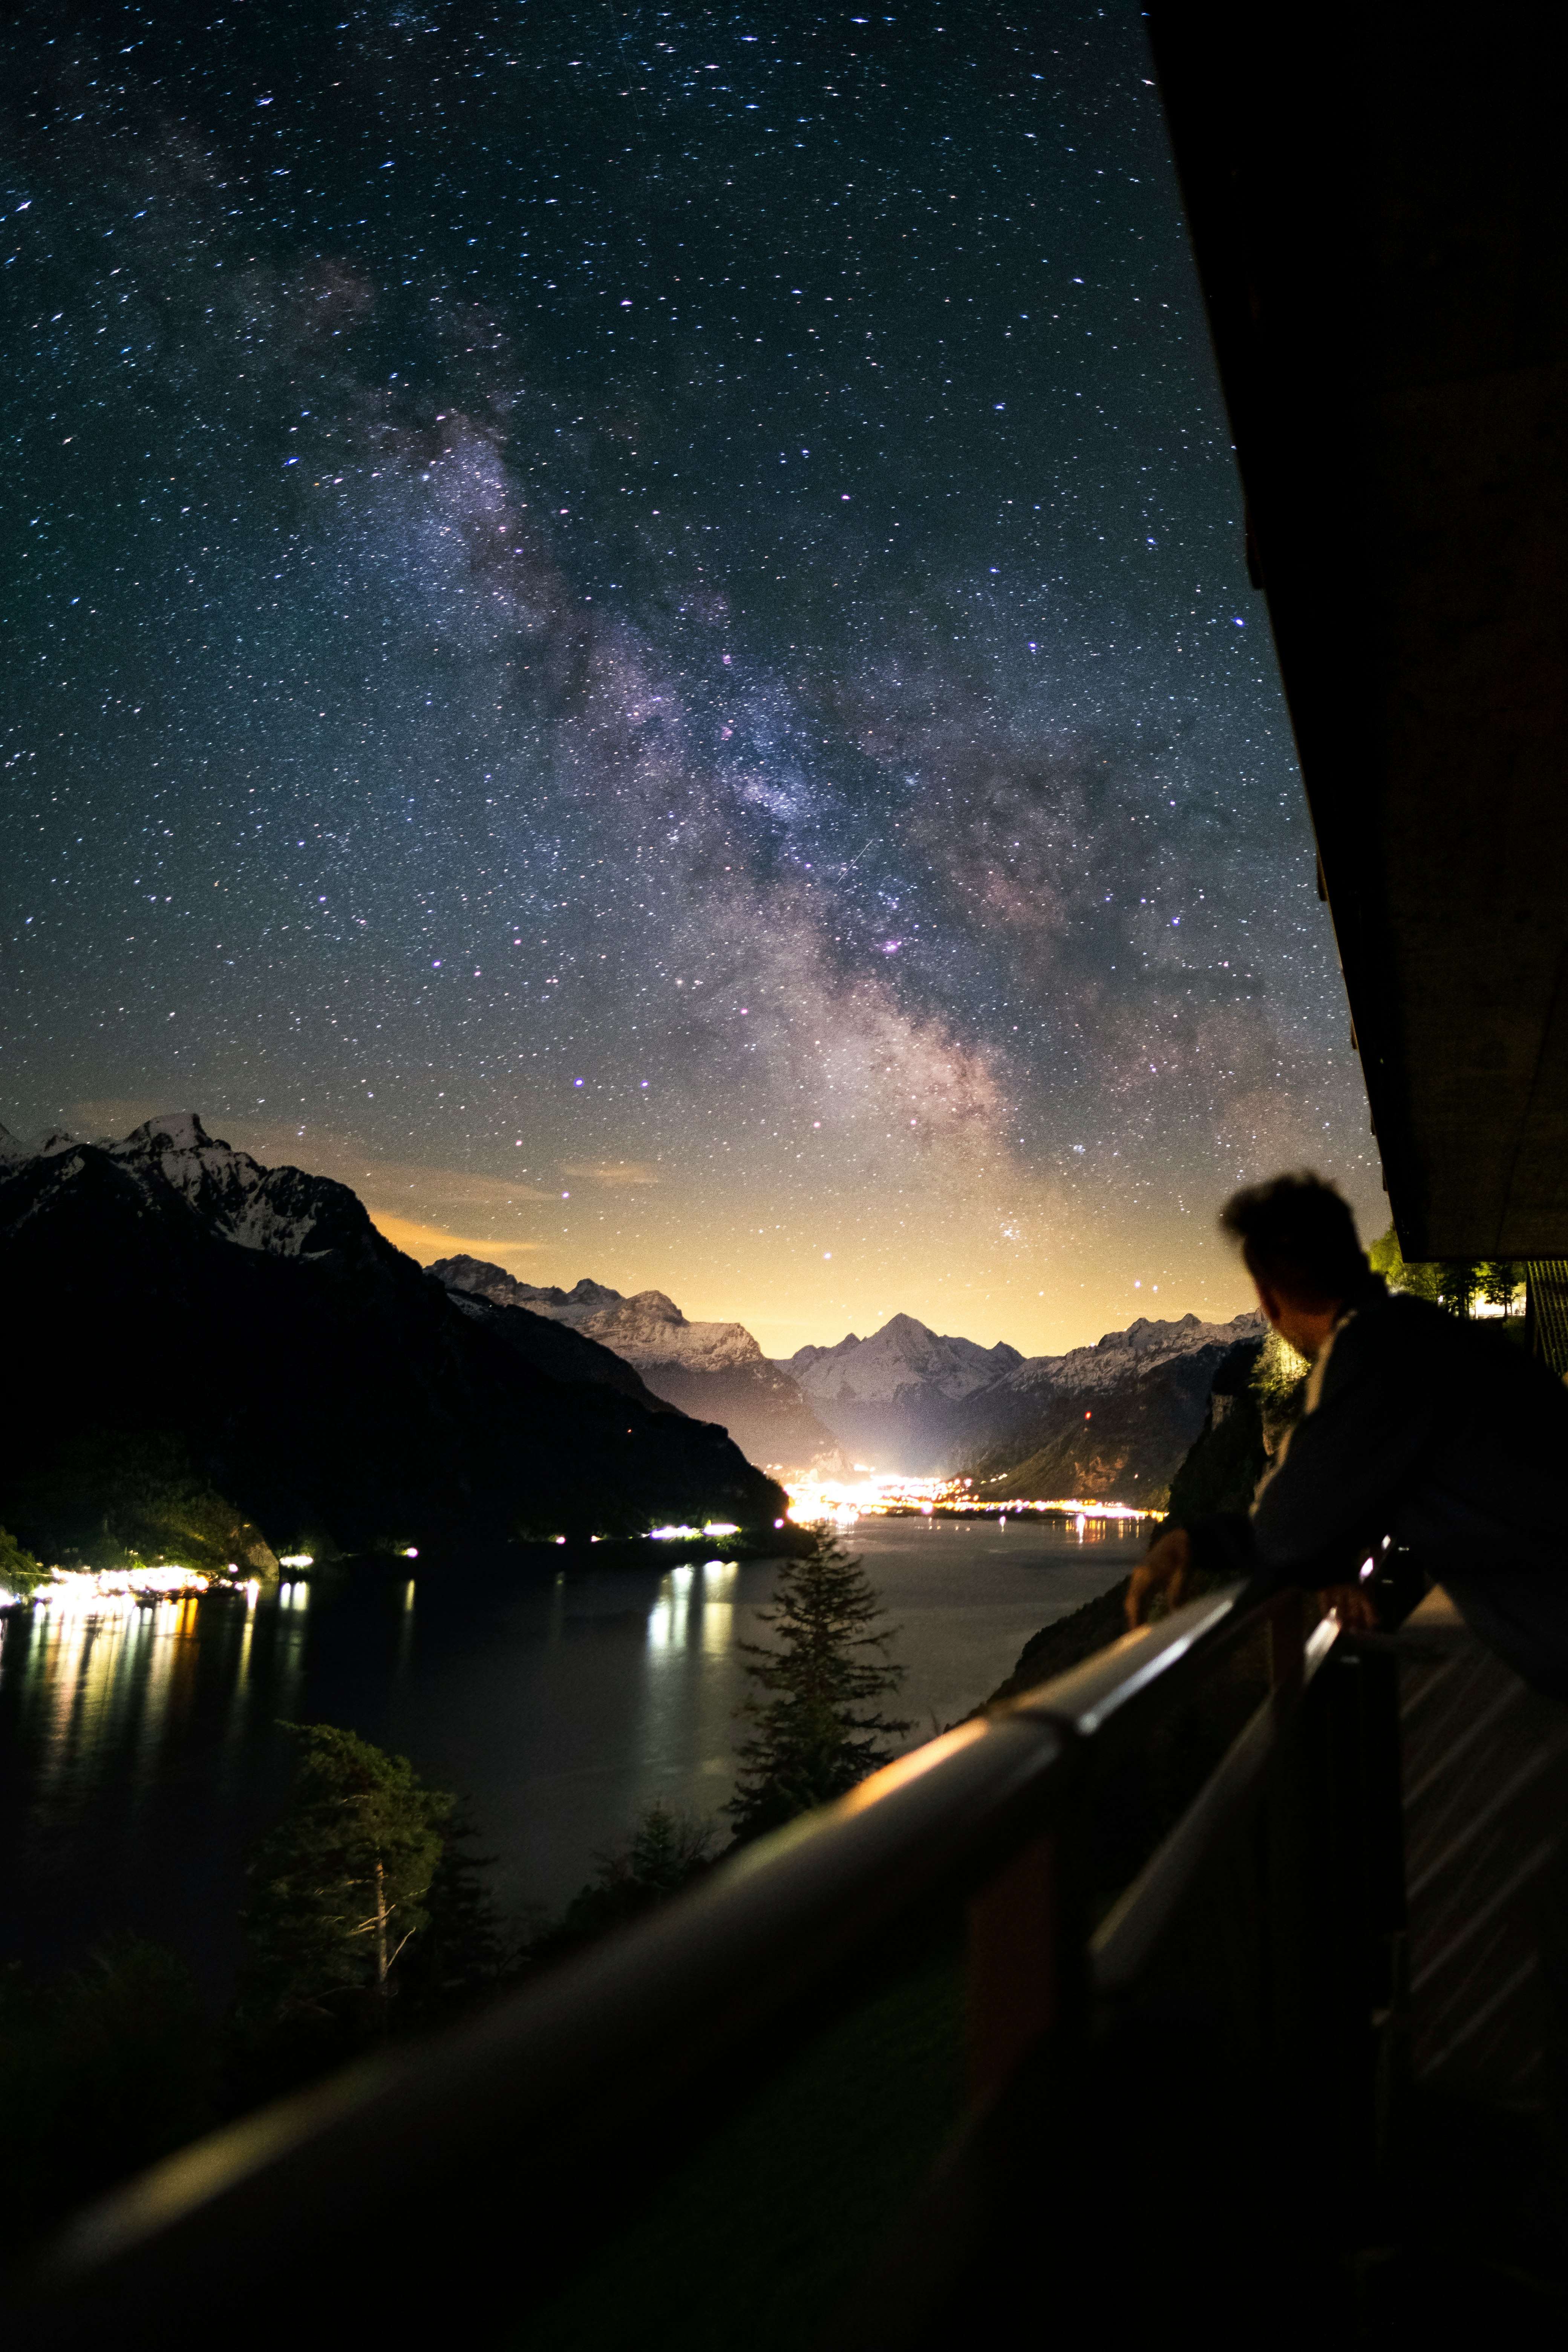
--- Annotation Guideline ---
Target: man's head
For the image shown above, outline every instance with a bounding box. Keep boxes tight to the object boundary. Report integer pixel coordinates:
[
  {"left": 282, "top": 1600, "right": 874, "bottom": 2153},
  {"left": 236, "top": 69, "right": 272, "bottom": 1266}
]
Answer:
[{"left": 1220, "top": 1172, "right": 1369, "bottom": 1357}]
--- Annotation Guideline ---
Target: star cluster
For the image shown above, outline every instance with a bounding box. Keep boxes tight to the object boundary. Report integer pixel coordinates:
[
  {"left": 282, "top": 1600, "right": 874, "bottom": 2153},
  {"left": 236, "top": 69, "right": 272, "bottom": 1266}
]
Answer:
[{"left": 0, "top": 3, "right": 1377, "bottom": 1353}]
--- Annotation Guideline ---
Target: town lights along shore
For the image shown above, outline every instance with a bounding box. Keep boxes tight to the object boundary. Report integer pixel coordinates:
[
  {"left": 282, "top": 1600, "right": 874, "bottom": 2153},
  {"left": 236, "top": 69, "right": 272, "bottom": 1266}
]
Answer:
[{"left": 782, "top": 1474, "right": 1159, "bottom": 1528}]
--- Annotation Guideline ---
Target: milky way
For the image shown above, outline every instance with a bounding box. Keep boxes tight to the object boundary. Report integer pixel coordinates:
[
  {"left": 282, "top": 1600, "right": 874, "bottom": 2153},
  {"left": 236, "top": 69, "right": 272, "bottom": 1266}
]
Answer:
[{"left": 1, "top": 3, "right": 1378, "bottom": 1353}]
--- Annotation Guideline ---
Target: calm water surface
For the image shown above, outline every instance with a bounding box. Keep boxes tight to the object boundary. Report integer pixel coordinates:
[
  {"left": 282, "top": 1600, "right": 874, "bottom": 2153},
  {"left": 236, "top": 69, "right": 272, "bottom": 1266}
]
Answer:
[{"left": 0, "top": 1520, "right": 1143, "bottom": 1998}]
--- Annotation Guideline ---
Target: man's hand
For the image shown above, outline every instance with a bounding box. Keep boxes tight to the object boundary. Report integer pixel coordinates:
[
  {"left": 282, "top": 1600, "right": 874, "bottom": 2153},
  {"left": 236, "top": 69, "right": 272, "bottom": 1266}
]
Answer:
[
  {"left": 1126, "top": 1527, "right": 1191, "bottom": 1629},
  {"left": 1317, "top": 1581, "right": 1379, "bottom": 1633}
]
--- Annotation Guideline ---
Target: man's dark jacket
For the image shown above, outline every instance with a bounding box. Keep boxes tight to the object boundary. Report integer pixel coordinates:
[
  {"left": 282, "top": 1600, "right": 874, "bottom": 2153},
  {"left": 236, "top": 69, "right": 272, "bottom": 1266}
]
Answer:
[{"left": 1190, "top": 1285, "right": 1568, "bottom": 1699}]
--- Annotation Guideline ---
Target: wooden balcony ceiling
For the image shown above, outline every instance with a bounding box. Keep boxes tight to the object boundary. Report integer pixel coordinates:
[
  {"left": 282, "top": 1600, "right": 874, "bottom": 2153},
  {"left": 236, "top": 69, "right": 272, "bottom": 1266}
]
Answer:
[{"left": 1150, "top": 5, "right": 1568, "bottom": 1257}]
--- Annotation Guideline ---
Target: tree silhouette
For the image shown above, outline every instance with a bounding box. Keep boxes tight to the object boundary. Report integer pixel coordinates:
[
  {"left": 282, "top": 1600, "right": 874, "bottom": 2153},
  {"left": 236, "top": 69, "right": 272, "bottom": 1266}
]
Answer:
[
  {"left": 529, "top": 1803, "right": 719, "bottom": 1964},
  {"left": 233, "top": 1724, "right": 451, "bottom": 2073},
  {"left": 1482, "top": 1260, "right": 1521, "bottom": 1316},
  {"left": 727, "top": 1533, "right": 909, "bottom": 1843}
]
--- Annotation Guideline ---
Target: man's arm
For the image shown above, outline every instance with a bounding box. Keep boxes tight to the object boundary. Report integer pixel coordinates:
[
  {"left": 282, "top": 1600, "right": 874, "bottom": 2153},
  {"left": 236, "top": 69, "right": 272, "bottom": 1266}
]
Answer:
[
  {"left": 1125, "top": 1527, "right": 1189, "bottom": 1628},
  {"left": 1127, "top": 1307, "right": 1439, "bottom": 1628},
  {"left": 1247, "top": 1313, "right": 1436, "bottom": 1585},
  {"left": 1126, "top": 1524, "right": 1382, "bottom": 1631}
]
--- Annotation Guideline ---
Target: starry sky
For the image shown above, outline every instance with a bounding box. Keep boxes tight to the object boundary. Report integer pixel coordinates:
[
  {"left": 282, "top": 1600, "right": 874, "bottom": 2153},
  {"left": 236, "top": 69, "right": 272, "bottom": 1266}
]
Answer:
[{"left": 2, "top": 2, "right": 1381, "bottom": 1358}]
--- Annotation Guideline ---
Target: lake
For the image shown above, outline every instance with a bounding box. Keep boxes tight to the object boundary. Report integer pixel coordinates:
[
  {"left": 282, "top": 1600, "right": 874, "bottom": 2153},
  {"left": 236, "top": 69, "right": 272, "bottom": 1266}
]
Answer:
[{"left": 0, "top": 1517, "right": 1144, "bottom": 2000}]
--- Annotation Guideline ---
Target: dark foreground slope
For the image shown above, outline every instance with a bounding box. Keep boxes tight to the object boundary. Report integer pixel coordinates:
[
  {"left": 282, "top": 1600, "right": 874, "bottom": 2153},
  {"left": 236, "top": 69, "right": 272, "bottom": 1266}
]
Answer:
[
  {"left": 0, "top": 1121, "right": 782, "bottom": 1560},
  {"left": 955, "top": 1314, "right": 1263, "bottom": 1508},
  {"left": 978, "top": 1337, "right": 1283, "bottom": 1713}
]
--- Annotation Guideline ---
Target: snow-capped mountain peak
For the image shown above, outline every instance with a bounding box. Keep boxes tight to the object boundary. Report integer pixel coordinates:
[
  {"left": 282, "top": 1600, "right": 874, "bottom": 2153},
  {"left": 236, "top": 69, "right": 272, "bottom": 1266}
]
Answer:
[
  {"left": 998, "top": 1311, "right": 1266, "bottom": 1403},
  {"left": 578, "top": 1290, "right": 764, "bottom": 1373},
  {"left": 0, "top": 1113, "right": 378, "bottom": 1262},
  {"left": 430, "top": 1257, "right": 837, "bottom": 1470},
  {"left": 784, "top": 1312, "right": 1023, "bottom": 1406},
  {"left": 433, "top": 1259, "right": 765, "bottom": 1373},
  {"left": 430, "top": 1263, "right": 631, "bottom": 1325}
]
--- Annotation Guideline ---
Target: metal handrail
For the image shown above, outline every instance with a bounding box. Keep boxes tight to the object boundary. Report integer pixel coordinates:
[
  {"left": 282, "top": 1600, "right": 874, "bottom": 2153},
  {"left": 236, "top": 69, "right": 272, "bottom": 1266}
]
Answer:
[
  {"left": 1001, "top": 1585, "right": 1244, "bottom": 1736},
  {"left": 1092, "top": 1608, "right": 1341, "bottom": 1990},
  {"left": 24, "top": 1579, "right": 1333, "bottom": 2342}
]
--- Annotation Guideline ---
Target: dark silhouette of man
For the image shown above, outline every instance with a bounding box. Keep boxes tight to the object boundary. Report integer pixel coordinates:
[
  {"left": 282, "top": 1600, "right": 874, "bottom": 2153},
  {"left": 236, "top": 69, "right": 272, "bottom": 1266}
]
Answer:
[{"left": 1128, "top": 1172, "right": 1568, "bottom": 1699}]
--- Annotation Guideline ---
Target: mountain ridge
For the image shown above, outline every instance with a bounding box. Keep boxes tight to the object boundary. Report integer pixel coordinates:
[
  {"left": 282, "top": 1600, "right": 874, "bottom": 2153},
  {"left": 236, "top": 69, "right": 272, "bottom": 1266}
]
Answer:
[
  {"left": 952, "top": 1310, "right": 1266, "bottom": 1507},
  {"left": 769, "top": 1305, "right": 1264, "bottom": 1487},
  {"left": 432, "top": 1257, "right": 842, "bottom": 1475},
  {"left": 0, "top": 1116, "right": 784, "bottom": 1561},
  {"left": 420, "top": 1256, "right": 1265, "bottom": 1493}
]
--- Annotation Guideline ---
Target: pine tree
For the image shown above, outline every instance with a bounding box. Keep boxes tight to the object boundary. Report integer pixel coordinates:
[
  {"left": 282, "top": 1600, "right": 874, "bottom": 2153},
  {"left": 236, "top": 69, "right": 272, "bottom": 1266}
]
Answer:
[
  {"left": 1482, "top": 1260, "right": 1521, "bottom": 1316},
  {"left": 529, "top": 1803, "right": 719, "bottom": 1964},
  {"left": 1442, "top": 1259, "right": 1484, "bottom": 1318},
  {"left": 727, "top": 1533, "right": 910, "bottom": 1843},
  {"left": 396, "top": 1809, "right": 513, "bottom": 2027},
  {"left": 233, "top": 1724, "right": 452, "bottom": 2070}
]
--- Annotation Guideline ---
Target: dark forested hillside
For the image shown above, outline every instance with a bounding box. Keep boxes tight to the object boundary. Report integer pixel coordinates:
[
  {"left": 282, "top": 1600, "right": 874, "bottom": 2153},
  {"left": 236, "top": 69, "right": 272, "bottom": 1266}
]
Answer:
[
  {"left": 960, "top": 1336, "right": 1246, "bottom": 1510},
  {"left": 0, "top": 1123, "right": 783, "bottom": 1562}
]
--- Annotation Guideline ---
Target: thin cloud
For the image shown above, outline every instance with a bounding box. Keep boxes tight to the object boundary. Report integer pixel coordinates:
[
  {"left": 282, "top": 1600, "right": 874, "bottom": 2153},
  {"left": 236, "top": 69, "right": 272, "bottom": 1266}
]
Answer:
[
  {"left": 562, "top": 1160, "right": 661, "bottom": 1187},
  {"left": 369, "top": 1213, "right": 545, "bottom": 1267}
]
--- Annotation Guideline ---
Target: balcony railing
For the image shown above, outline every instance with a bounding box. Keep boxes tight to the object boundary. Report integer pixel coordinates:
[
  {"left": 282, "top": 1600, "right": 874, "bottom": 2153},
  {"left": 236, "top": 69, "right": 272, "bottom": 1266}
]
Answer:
[{"left": 20, "top": 1583, "right": 1406, "bottom": 2348}]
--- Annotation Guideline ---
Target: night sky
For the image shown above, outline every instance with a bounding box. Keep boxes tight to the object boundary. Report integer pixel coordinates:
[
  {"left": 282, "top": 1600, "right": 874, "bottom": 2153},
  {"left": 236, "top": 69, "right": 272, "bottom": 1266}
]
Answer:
[{"left": 2, "top": 3, "right": 1380, "bottom": 1357}]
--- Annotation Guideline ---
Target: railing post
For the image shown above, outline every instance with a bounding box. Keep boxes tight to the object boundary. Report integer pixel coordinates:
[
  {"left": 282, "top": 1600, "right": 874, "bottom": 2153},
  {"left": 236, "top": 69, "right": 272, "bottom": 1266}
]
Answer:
[
  {"left": 966, "top": 1828, "right": 1071, "bottom": 2108},
  {"left": 1269, "top": 1585, "right": 1306, "bottom": 1693}
]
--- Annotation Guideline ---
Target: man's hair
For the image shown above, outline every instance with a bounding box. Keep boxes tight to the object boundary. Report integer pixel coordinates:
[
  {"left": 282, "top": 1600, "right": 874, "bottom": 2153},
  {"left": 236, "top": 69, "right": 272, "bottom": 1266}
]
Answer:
[{"left": 1219, "top": 1172, "right": 1367, "bottom": 1307}]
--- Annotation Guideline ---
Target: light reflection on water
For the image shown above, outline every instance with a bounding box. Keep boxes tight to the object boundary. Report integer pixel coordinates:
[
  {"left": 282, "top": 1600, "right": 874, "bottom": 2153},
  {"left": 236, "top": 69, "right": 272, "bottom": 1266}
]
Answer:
[
  {"left": 645, "top": 1559, "right": 739, "bottom": 1656},
  {"left": 0, "top": 1518, "right": 1144, "bottom": 1997}
]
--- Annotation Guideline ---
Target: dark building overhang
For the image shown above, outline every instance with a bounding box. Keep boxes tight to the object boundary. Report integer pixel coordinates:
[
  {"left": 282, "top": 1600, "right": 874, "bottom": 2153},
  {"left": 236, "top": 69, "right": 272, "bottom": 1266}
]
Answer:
[{"left": 1148, "top": 5, "right": 1568, "bottom": 1258}]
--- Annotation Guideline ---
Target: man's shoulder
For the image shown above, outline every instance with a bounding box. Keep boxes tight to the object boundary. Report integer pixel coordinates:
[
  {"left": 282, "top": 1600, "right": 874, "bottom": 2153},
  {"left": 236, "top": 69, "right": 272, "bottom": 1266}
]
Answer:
[
  {"left": 1363, "top": 1291, "right": 1450, "bottom": 1335},
  {"left": 1324, "top": 1290, "right": 1462, "bottom": 1384},
  {"left": 1346, "top": 1291, "right": 1566, "bottom": 1406},
  {"left": 1340, "top": 1289, "right": 1448, "bottom": 1349}
]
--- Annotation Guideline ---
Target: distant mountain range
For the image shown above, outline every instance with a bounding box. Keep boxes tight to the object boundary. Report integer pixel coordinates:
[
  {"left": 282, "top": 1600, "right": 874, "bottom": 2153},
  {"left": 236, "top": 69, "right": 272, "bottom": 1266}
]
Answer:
[
  {"left": 0, "top": 1117, "right": 783, "bottom": 1565},
  {"left": 780, "top": 1315, "right": 1025, "bottom": 1472},
  {"left": 0, "top": 1108, "right": 1259, "bottom": 1549},
  {"left": 773, "top": 1308, "right": 1260, "bottom": 1499},
  {"left": 430, "top": 1259, "right": 1260, "bottom": 1507},
  {"left": 431, "top": 1261, "right": 845, "bottom": 1476}
]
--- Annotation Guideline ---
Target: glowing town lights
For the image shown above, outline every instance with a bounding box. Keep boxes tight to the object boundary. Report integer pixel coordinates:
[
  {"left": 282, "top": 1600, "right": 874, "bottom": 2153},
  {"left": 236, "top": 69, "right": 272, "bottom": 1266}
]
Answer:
[
  {"left": 278, "top": 1553, "right": 314, "bottom": 1569},
  {"left": 1010, "top": 1498, "right": 1155, "bottom": 1521},
  {"left": 781, "top": 1474, "right": 1159, "bottom": 1528},
  {"left": 29, "top": 1563, "right": 230, "bottom": 1609},
  {"left": 783, "top": 1472, "right": 960, "bottom": 1525}
]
